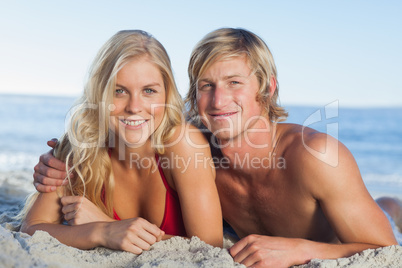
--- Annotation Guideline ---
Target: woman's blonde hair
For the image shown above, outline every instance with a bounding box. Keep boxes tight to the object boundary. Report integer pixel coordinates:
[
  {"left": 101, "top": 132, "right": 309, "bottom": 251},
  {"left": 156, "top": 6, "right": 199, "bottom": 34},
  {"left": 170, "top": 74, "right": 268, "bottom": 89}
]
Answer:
[
  {"left": 20, "top": 30, "right": 183, "bottom": 220},
  {"left": 185, "top": 27, "right": 287, "bottom": 124}
]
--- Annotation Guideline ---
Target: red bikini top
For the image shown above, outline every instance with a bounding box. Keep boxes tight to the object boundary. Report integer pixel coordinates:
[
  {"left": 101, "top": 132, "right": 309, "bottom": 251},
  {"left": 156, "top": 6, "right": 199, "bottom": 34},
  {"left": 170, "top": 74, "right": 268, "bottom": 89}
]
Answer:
[{"left": 103, "top": 153, "right": 186, "bottom": 237}]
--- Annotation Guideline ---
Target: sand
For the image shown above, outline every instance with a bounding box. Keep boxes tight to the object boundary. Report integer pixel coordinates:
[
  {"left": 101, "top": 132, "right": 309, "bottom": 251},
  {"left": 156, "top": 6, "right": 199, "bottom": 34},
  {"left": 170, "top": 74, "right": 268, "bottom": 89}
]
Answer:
[{"left": 1, "top": 171, "right": 401, "bottom": 267}]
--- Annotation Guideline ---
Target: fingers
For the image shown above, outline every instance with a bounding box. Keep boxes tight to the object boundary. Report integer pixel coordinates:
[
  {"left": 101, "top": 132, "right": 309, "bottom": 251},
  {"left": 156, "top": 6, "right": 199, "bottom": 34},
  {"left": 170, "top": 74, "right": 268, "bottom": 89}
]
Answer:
[
  {"left": 61, "top": 196, "right": 82, "bottom": 223},
  {"left": 33, "top": 154, "right": 70, "bottom": 192},
  {"left": 33, "top": 182, "right": 57, "bottom": 193},
  {"left": 33, "top": 170, "right": 67, "bottom": 193},
  {"left": 61, "top": 202, "right": 78, "bottom": 216},
  {"left": 47, "top": 138, "right": 58, "bottom": 148},
  {"left": 124, "top": 226, "right": 163, "bottom": 254},
  {"left": 230, "top": 235, "right": 260, "bottom": 265},
  {"left": 235, "top": 251, "right": 262, "bottom": 268},
  {"left": 156, "top": 230, "right": 165, "bottom": 242},
  {"left": 35, "top": 161, "right": 69, "bottom": 181},
  {"left": 120, "top": 234, "right": 150, "bottom": 255},
  {"left": 33, "top": 168, "right": 67, "bottom": 186},
  {"left": 65, "top": 211, "right": 77, "bottom": 223},
  {"left": 61, "top": 197, "right": 82, "bottom": 214},
  {"left": 61, "top": 196, "right": 83, "bottom": 206},
  {"left": 229, "top": 235, "right": 250, "bottom": 257},
  {"left": 137, "top": 228, "right": 159, "bottom": 245},
  {"left": 142, "top": 220, "right": 165, "bottom": 241},
  {"left": 40, "top": 151, "right": 70, "bottom": 172},
  {"left": 126, "top": 218, "right": 164, "bottom": 252},
  {"left": 102, "top": 219, "right": 163, "bottom": 255},
  {"left": 130, "top": 230, "right": 155, "bottom": 251},
  {"left": 122, "top": 243, "right": 144, "bottom": 255}
]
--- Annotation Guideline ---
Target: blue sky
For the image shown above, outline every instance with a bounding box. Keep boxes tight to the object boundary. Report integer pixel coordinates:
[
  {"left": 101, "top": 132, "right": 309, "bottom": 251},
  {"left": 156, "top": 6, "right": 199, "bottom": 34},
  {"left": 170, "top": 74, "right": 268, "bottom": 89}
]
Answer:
[{"left": 0, "top": 0, "right": 401, "bottom": 107}]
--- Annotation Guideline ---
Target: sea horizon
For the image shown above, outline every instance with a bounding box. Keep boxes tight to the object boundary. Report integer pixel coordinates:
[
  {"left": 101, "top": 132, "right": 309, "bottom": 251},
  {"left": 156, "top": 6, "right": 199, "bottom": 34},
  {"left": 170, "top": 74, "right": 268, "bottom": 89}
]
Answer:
[{"left": 0, "top": 93, "right": 401, "bottom": 198}]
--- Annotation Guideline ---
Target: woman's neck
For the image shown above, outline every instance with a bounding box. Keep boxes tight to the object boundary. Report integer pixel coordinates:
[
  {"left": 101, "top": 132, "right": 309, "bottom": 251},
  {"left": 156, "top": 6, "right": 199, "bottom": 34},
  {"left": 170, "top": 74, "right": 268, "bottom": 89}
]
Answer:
[{"left": 109, "top": 137, "right": 156, "bottom": 170}]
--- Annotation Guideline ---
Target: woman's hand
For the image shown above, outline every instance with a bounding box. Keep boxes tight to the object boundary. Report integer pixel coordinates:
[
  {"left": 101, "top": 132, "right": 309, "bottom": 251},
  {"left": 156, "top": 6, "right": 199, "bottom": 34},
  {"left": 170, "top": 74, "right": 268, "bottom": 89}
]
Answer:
[
  {"left": 61, "top": 196, "right": 113, "bottom": 225},
  {"left": 100, "top": 218, "right": 165, "bottom": 254}
]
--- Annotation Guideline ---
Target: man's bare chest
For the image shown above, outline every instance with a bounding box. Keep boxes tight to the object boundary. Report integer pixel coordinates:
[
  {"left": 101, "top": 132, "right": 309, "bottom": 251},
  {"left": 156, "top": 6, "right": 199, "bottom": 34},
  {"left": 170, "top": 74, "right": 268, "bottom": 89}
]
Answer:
[{"left": 215, "top": 169, "right": 335, "bottom": 240}]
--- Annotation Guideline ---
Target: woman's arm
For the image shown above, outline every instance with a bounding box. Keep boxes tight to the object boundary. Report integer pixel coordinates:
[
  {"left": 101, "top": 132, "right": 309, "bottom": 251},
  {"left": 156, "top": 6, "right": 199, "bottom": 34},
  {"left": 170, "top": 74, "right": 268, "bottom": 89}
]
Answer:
[
  {"left": 164, "top": 123, "right": 223, "bottom": 247},
  {"left": 20, "top": 191, "right": 164, "bottom": 254}
]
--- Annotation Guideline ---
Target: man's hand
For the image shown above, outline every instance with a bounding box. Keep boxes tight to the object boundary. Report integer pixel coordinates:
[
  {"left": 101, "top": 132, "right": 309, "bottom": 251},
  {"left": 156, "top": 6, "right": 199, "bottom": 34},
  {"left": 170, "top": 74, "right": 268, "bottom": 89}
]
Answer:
[
  {"left": 33, "top": 139, "right": 71, "bottom": 193},
  {"left": 229, "top": 235, "right": 309, "bottom": 268},
  {"left": 61, "top": 196, "right": 114, "bottom": 225}
]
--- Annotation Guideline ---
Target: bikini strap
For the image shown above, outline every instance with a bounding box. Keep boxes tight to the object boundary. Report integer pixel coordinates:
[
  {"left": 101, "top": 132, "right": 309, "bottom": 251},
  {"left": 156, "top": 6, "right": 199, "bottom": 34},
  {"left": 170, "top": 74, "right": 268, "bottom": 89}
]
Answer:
[{"left": 155, "top": 154, "right": 171, "bottom": 191}]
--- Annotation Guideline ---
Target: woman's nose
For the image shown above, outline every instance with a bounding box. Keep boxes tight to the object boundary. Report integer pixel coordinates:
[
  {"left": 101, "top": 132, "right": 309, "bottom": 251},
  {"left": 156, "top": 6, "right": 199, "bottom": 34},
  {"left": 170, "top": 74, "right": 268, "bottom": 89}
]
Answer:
[{"left": 125, "top": 96, "right": 142, "bottom": 114}]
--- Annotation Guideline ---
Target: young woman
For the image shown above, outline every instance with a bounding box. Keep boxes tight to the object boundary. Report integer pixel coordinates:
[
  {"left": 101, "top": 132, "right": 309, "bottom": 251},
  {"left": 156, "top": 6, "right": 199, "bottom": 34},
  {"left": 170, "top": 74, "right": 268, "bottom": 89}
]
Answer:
[{"left": 20, "top": 30, "right": 222, "bottom": 253}]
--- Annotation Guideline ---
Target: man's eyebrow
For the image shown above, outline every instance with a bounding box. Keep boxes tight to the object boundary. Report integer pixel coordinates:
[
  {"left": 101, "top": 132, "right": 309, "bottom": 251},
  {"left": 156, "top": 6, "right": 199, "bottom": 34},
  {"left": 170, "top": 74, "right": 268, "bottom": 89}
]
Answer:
[
  {"left": 224, "top": 74, "right": 247, "bottom": 79},
  {"left": 198, "top": 78, "right": 212, "bottom": 83},
  {"left": 198, "top": 74, "right": 247, "bottom": 83}
]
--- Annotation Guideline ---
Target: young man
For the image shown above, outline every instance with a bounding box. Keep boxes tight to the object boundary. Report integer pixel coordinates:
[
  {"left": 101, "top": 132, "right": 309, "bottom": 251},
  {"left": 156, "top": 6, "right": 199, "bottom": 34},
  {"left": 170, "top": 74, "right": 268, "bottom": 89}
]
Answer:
[{"left": 33, "top": 28, "right": 399, "bottom": 267}]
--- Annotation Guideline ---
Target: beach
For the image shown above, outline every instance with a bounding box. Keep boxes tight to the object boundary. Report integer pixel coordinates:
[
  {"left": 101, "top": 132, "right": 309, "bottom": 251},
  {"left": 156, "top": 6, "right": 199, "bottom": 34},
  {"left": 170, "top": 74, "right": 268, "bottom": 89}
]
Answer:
[
  {"left": 0, "top": 94, "right": 401, "bottom": 267},
  {"left": 0, "top": 171, "right": 401, "bottom": 267}
]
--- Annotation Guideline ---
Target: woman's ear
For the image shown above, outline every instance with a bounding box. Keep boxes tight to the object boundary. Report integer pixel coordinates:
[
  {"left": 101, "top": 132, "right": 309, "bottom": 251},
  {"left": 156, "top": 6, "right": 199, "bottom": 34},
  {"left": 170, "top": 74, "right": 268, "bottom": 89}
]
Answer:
[{"left": 269, "top": 76, "right": 277, "bottom": 96}]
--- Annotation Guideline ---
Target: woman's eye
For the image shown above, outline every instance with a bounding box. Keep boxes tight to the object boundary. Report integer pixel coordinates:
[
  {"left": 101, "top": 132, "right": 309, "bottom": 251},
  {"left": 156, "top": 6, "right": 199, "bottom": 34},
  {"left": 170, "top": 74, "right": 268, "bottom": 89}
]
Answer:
[
  {"left": 144, "top": 88, "right": 156, "bottom": 94},
  {"left": 115, "top": 88, "right": 125, "bottom": 94}
]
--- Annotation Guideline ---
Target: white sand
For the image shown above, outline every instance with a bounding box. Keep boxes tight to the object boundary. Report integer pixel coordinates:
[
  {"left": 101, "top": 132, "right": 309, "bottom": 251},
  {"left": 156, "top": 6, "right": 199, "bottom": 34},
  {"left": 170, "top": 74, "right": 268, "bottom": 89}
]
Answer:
[{"left": 1, "top": 171, "right": 401, "bottom": 267}]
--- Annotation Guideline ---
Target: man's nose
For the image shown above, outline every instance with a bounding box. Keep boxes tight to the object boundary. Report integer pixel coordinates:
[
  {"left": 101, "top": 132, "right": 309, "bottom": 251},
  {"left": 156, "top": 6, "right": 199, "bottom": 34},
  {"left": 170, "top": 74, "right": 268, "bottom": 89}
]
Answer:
[{"left": 211, "top": 85, "right": 230, "bottom": 109}]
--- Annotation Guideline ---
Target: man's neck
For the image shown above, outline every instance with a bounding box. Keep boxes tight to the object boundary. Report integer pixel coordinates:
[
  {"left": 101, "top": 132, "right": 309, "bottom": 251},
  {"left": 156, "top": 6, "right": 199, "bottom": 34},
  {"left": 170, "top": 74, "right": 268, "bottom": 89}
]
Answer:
[{"left": 218, "top": 121, "right": 277, "bottom": 168}]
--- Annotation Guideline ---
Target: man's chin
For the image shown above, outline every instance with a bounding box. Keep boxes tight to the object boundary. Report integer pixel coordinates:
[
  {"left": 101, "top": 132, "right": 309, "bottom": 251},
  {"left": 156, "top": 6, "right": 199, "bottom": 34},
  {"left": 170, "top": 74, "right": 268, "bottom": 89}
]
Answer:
[{"left": 210, "top": 130, "right": 239, "bottom": 144}]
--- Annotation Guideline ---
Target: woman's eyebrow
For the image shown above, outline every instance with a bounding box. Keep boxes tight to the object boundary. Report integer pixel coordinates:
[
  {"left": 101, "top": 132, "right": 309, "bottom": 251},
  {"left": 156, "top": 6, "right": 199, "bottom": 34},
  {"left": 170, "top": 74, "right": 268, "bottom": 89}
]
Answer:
[
  {"left": 115, "top": 83, "right": 127, "bottom": 88},
  {"left": 115, "top": 82, "right": 162, "bottom": 88},
  {"left": 142, "top": 82, "right": 162, "bottom": 88}
]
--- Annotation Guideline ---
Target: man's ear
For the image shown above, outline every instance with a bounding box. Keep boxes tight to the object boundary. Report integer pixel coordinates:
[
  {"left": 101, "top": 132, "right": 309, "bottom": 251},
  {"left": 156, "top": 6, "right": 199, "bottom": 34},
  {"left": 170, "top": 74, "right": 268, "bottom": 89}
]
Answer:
[{"left": 269, "top": 76, "right": 277, "bottom": 97}]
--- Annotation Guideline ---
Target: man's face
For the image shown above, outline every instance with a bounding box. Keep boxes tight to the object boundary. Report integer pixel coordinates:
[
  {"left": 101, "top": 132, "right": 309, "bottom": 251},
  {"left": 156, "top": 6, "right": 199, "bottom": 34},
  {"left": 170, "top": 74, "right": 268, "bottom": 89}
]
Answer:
[{"left": 196, "top": 55, "right": 265, "bottom": 141}]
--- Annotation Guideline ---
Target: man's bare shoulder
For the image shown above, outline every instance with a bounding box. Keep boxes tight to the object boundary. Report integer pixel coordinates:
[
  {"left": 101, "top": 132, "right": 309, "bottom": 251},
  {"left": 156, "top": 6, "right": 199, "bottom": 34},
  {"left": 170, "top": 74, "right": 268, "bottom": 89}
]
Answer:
[
  {"left": 277, "top": 123, "right": 339, "bottom": 160},
  {"left": 276, "top": 123, "right": 362, "bottom": 198},
  {"left": 281, "top": 124, "right": 361, "bottom": 197}
]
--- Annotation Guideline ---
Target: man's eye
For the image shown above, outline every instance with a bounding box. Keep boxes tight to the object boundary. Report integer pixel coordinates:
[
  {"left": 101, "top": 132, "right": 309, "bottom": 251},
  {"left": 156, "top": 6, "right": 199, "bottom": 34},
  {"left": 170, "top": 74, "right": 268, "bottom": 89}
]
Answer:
[
  {"left": 200, "top": 83, "right": 212, "bottom": 90},
  {"left": 230, "top": 81, "right": 240, "bottom": 85}
]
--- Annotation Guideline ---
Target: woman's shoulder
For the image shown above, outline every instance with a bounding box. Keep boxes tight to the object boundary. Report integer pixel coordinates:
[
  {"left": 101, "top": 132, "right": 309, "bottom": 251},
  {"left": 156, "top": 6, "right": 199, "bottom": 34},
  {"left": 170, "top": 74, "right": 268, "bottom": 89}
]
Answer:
[
  {"left": 164, "top": 122, "right": 210, "bottom": 155},
  {"left": 168, "top": 122, "right": 209, "bottom": 144}
]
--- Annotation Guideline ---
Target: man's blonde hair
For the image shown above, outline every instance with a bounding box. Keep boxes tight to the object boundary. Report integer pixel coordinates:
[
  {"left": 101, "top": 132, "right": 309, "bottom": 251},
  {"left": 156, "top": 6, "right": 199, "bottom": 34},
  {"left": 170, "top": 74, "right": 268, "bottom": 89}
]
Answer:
[{"left": 186, "top": 28, "right": 287, "bottom": 123}]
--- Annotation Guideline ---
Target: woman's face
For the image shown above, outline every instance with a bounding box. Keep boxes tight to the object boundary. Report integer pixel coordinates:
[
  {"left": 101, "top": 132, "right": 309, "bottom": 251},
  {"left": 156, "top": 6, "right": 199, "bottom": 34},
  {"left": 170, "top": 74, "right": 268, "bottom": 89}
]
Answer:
[{"left": 110, "top": 56, "right": 166, "bottom": 147}]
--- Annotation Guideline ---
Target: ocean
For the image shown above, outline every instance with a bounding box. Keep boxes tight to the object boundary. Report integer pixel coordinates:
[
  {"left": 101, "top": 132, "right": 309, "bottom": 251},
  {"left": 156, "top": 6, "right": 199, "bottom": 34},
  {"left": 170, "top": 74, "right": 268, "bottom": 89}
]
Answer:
[{"left": 0, "top": 94, "right": 401, "bottom": 199}]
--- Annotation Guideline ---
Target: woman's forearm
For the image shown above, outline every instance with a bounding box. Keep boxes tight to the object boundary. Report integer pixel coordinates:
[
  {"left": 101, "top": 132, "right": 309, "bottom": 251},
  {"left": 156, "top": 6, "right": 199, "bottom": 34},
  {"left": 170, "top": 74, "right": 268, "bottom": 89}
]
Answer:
[
  {"left": 22, "top": 217, "right": 165, "bottom": 254},
  {"left": 23, "top": 222, "right": 106, "bottom": 250}
]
